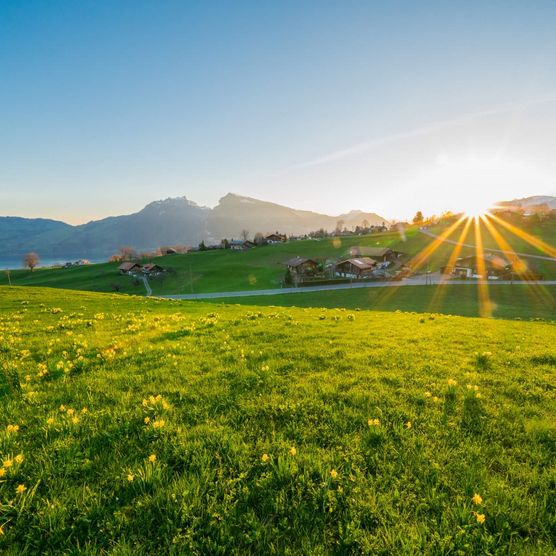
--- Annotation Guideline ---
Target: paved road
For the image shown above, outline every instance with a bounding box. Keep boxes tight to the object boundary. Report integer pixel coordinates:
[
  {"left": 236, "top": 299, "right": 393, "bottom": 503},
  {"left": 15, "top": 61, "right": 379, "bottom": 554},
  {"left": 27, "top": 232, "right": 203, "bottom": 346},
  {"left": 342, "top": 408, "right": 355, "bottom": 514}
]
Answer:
[
  {"left": 140, "top": 275, "right": 152, "bottom": 296},
  {"left": 419, "top": 229, "right": 556, "bottom": 263},
  {"left": 160, "top": 276, "right": 556, "bottom": 300}
]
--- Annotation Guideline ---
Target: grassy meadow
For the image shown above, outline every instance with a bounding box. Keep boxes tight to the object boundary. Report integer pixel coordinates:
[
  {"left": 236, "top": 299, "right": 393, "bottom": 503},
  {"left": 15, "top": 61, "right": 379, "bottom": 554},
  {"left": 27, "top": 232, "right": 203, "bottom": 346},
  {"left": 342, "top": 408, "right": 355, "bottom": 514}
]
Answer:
[
  {"left": 1, "top": 286, "right": 555, "bottom": 554},
  {"left": 210, "top": 284, "right": 556, "bottom": 321},
  {"left": 2, "top": 216, "right": 556, "bottom": 300}
]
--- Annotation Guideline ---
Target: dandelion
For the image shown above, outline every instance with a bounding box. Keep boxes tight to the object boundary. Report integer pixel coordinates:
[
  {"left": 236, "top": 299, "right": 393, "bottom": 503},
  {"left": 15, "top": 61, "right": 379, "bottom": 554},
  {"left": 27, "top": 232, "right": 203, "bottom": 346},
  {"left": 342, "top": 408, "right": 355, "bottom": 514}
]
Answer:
[
  {"left": 152, "top": 419, "right": 165, "bottom": 429},
  {"left": 15, "top": 484, "right": 26, "bottom": 494},
  {"left": 71, "top": 416, "right": 80, "bottom": 425},
  {"left": 59, "top": 405, "right": 66, "bottom": 412},
  {"left": 289, "top": 447, "right": 297, "bottom": 456},
  {"left": 472, "top": 493, "right": 483, "bottom": 505},
  {"left": 261, "top": 453, "right": 270, "bottom": 463},
  {"left": 148, "top": 454, "right": 157, "bottom": 463},
  {"left": 424, "top": 391, "right": 432, "bottom": 398},
  {"left": 127, "top": 473, "right": 135, "bottom": 482},
  {"left": 6, "top": 424, "right": 19, "bottom": 434},
  {"left": 144, "top": 416, "right": 151, "bottom": 424},
  {"left": 330, "top": 469, "right": 338, "bottom": 479},
  {"left": 405, "top": 421, "right": 412, "bottom": 429},
  {"left": 368, "top": 418, "right": 380, "bottom": 427},
  {"left": 47, "top": 417, "right": 55, "bottom": 425},
  {"left": 66, "top": 408, "right": 75, "bottom": 416},
  {"left": 0, "top": 468, "right": 5, "bottom": 478},
  {"left": 3, "top": 458, "right": 13, "bottom": 469},
  {"left": 0, "top": 524, "right": 4, "bottom": 536},
  {"left": 447, "top": 379, "right": 457, "bottom": 386},
  {"left": 14, "top": 454, "right": 24, "bottom": 464},
  {"left": 475, "top": 512, "right": 486, "bottom": 524}
]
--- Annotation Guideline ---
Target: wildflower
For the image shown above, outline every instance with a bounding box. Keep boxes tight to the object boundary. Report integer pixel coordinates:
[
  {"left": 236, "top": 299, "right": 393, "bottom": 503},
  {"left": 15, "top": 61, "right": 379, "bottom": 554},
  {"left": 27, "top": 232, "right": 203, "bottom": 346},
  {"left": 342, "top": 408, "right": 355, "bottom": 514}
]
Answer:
[
  {"left": 330, "top": 469, "right": 338, "bottom": 479},
  {"left": 424, "top": 391, "right": 432, "bottom": 398},
  {"left": 475, "top": 512, "right": 486, "bottom": 524},
  {"left": 6, "top": 424, "right": 19, "bottom": 434},
  {"left": 472, "top": 493, "right": 483, "bottom": 505},
  {"left": 261, "top": 453, "right": 270, "bottom": 463},
  {"left": 59, "top": 405, "right": 66, "bottom": 412},
  {"left": 0, "top": 524, "right": 4, "bottom": 536},
  {"left": 80, "top": 407, "right": 88, "bottom": 414},
  {"left": 148, "top": 454, "right": 157, "bottom": 463},
  {"left": 152, "top": 419, "right": 165, "bottom": 429},
  {"left": 368, "top": 418, "right": 380, "bottom": 427},
  {"left": 127, "top": 473, "right": 135, "bottom": 482},
  {"left": 144, "top": 416, "right": 151, "bottom": 424},
  {"left": 289, "top": 447, "right": 297, "bottom": 456},
  {"left": 16, "top": 484, "right": 26, "bottom": 494},
  {"left": 447, "top": 379, "right": 457, "bottom": 386},
  {"left": 14, "top": 454, "right": 24, "bottom": 464},
  {"left": 0, "top": 468, "right": 5, "bottom": 478},
  {"left": 66, "top": 408, "right": 75, "bottom": 416},
  {"left": 405, "top": 421, "right": 412, "bottom": 429},
  {"left": 475, "top": 392, "right": 482, "bottom": 399},
  {"left": 47, "top": 417, "right": 55, "bottom": 425},
  {"left": 71, "top": 416, "right": 80, "bottom": 425},
  {"left": 3, "top": 459, "right": 13, "bottom": 469}
]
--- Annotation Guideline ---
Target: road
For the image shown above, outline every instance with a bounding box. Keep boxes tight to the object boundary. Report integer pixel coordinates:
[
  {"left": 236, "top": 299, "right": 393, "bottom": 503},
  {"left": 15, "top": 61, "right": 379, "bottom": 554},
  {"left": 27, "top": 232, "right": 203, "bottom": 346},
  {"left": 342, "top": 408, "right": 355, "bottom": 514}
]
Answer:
[
  {"left": 160, "top": 276, "right": 556, "bottom": 300},
  {"left": 419, "top": 228, "right": 556, "bottom": 263}
]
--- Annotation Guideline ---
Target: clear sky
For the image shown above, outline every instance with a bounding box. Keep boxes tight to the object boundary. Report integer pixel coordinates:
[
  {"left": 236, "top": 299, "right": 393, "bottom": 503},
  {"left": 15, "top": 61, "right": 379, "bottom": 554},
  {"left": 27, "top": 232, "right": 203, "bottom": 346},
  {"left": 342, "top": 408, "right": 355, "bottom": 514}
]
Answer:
[{"left": 1, "top": 0, "right": 555, "bottom": 223}]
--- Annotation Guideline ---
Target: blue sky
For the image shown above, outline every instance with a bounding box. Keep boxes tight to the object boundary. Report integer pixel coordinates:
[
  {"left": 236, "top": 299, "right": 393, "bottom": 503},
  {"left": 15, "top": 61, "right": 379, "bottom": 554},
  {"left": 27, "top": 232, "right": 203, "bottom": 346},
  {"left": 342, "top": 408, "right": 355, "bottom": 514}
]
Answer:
[{"left": 1, "top": 0, "right": 555, "bottom": 223}]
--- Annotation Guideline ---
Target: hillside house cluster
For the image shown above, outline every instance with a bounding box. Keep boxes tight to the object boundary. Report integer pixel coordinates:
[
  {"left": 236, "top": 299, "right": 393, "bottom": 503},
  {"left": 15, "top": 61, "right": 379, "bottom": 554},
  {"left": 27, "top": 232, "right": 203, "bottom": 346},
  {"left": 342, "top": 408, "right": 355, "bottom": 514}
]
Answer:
[
  {"left": 119, "top": 262, "right": 165, "bottom": 276},
  {"left": 442, "top": 254, "right": 540, "bottom": 280}
]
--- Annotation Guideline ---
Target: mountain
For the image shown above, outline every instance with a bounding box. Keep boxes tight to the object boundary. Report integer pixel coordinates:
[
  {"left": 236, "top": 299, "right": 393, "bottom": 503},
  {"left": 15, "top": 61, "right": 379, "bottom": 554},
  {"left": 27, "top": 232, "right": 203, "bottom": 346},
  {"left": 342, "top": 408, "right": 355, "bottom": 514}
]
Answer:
[
  {"left": 499, "top": 195, "right": 556, "bottom": 210},
  {"left": 0, "top": 193, "right": 388, "bottom": 260},
  {"left": 205, "top": 194, "right": 387, "bottom": 241}
]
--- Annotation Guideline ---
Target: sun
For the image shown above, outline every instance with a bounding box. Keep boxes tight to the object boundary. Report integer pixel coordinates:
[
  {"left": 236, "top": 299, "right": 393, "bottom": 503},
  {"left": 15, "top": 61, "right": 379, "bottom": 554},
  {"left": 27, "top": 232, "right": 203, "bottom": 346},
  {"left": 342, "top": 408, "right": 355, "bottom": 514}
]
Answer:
[{"left": 464, "top": 202, "right": 493, "bottom": 219}]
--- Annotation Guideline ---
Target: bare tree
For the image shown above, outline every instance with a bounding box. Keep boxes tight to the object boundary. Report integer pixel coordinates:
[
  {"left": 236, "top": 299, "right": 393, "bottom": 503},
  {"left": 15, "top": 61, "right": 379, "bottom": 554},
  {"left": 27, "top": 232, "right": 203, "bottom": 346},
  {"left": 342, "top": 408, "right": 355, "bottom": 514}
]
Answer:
[
  {"left": 335, "top": 219, "right": 345, "bottom": 235},
  {"left": 241, "top": 229, "right": 250, "bottom": 241},
  {"left": 118, "top": 246, "right": 137, "bottom": 261},
  {"left": 23, "top": 252, "right": 39, "bottom": 271},
  {"left": 362, "top": 219, "right": 370, "bottom": 229},
  {"left": 254, "top": 232, "right": 265, "bottom": 245}
]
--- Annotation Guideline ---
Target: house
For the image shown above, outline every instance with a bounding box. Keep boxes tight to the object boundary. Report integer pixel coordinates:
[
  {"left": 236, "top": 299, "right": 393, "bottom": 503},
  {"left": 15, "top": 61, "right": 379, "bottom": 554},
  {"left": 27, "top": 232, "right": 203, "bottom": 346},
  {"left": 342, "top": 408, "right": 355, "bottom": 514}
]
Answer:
[
  {"left": 335, "top": 257, "right": 376, "bottom": 278},
  {"left": 443, "top": 254, "right": 511, "bottom": 279},
  {"left": 142, "top": 263, "right": 164, "bottom": 275},
  {"left": 119, "top": 262, "right": 142, "bottom": 274},
  {"left": 348, "top": 246, "right": 399, "bottom": 262},
  {"left": 165, "top": 248, "right": 177, "bottom": 255},
  {"left": 230, "top": 239, "right": 255, "bottom": 251},
  {"left": 266, "top": 232, "right": 287, "bottom": 243},
  {"left": 285, "top": 257, "right": 319, "bottom": 275}
]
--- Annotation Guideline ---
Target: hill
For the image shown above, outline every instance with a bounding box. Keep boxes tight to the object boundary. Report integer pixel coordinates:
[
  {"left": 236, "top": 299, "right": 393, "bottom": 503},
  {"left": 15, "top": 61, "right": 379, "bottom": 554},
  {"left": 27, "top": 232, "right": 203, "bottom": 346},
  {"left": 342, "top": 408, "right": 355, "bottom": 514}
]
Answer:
[
  {"left": 499, "top": 195, "right": 556, "bottom": 210},
  {"left": 0, "top": 194, "right": 389, "bottom": 261},
  {"left": 0, "top": 286, "right": 555, "bottom": 553}
]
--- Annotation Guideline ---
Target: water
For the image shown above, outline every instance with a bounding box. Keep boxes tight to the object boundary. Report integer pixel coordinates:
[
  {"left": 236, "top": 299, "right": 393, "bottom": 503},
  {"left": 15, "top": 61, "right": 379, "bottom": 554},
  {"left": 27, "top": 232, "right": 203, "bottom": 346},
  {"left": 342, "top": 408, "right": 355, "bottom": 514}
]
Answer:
[{"left": 0, "top": 257, "right": 103, "bottom": 270}]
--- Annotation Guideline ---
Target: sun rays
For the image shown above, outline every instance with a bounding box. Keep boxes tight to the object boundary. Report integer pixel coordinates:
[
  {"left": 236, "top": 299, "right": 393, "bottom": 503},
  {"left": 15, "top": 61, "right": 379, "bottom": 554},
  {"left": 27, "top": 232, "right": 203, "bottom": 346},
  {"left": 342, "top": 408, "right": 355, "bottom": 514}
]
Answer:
[{"left": 371, "top": 208, "right": 555, "bottom": 318}]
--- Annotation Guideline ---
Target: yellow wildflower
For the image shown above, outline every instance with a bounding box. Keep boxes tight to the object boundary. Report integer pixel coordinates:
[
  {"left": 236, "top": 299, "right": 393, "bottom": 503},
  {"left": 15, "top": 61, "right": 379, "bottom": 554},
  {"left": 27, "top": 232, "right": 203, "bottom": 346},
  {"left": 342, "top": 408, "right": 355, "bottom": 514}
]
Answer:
[
  {"left": 127, "top": 473, "right": 135, "bottom": 482},
  {"left": 152, "top": 419, "right": 165, "bottom": 429},
  {"left": 330, "top": 469, "right": 338, "bottom": 479},
  {"left": 447, "top": 379, "right": 457, "bottom": 386},
  {"left": 0, "top": 468, "right": 5, "bottom": 478},
  {"left": 405, "top": 421, "right": 412, "bottom": 429},
  {"left": 66, "top": 408, "right": 75, "bottom": 416},
  {"left": 475, "top": 513, "right": 486, "bottom": 524},
  {"left": 6, "top": 424, "right": 19, "bottom": 434},
  {"left": 3, "top": 459, "right": 13, "bottom": 469},
  {"left": 144, "top": 416, "right": 151, "bottom": 424},
  {"left": 0, "top": 524, "right": 4, "bottom": 536},
  {"left": 472, "top": 493, "right": 483, "bottom": 505},
  {"left": 16, "top": 484, "right": 26, "bottom": 494},
  {"left": 261, "top": 453, "right": 270, "bottom": 463},
  {"left": 14, "top": 454, "right": 24, "bottom": 464},
  {"left": 148, "top": 454, "right": 157, "bottom": 463},
  {"left": 47, "top": 417, "right": 55, "bottom": 425},
  {"left": 289, "top": 447, "right": 297, "bottom": 456},
  {"left": 368, "top": 418, "right": 380, "bottom": 427},
  {"left": 59, "top": 405, "right": 66, "bottom": 412}
]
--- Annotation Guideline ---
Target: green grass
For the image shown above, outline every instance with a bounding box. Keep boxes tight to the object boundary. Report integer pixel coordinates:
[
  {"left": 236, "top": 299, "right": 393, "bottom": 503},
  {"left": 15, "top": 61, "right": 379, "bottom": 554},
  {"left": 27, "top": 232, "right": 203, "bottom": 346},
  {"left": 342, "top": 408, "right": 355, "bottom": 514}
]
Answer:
[
  {"left": 1, "top": 286, "right": 555, "bottom": 554},
  {"left": 209, "top": 284, "right": 556, "bottom": 320},
  {"left": 2, "top": 217, "right": 556, "bottom": 298}
]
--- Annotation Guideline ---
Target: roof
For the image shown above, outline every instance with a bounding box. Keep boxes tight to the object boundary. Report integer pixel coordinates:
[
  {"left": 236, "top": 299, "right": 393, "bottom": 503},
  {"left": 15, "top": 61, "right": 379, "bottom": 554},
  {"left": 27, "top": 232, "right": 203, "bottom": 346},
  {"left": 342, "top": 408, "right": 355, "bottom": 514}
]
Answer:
[
  {"left": 119, "top": 262, "right": 141, "bottom": 271},
  {"left": 285, "top": 256, "right": 317, "bottom": 267},
  {"left": 143, "top": 263, "right": 163, "bottom": 271},
  {"left": 456, "top": 253, "right": 510, "bottom": 268},
  {"left": 349, "top": 246, "right": 392, "bottom": 257},
  {"left": 338, "top": 257, "right": 376, "bottom": 270}
]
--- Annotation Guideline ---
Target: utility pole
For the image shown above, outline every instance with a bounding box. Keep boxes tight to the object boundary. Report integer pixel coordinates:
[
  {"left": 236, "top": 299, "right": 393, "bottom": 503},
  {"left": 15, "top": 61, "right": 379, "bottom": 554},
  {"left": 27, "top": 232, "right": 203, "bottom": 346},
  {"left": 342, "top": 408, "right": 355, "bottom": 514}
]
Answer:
[
  {"left": 5, "top": 269, "right": 11, "bottom": 286},
  {"left": 189, "top": 264, "right": 193, "bottom": 293}
]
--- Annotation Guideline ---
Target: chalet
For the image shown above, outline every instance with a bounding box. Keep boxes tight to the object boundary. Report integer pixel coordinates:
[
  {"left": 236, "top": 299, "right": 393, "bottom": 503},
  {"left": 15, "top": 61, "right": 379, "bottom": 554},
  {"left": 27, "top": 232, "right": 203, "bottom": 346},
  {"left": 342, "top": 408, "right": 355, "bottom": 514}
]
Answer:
[
  {"left": 119, "top": 262, "right": 142, "bottom": 274},
  {"left": 230, "top": 240, "right": 255, "bottom": 251},
  {"left": 348, "top": 246, "right": 401, "bottom": 262},
  {"left": 266, "top": 232, "right": 287, "bottom": 244},
  {"left": 335, "top": 257, "right": 376, "bottom": 278},
  {"left": 142, "top": 263, "right": 164, "bottom": 275},
  {"left": 285, "top": 256, "right": 319, "bottom": 275},
  {"left": 443, "top": 254, "right": 510, "bottom": 279}
]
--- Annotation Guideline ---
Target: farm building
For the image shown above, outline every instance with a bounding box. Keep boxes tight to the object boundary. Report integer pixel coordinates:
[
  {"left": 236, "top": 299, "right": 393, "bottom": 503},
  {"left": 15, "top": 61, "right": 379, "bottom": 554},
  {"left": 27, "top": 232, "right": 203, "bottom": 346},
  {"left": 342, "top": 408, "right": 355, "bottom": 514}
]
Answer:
[
  {"left": 266, "top": 232, "right": 287, "bottom": 243},
  {"left": 285, "top": 257, "right": 319, "bottom": 275},
  {"left": 335, "top": 257, "right": 376, "bottom": 278},
  {"left": 443, "top": 254, "right": 510, "bottom": 279},
  {"left": 119, "top": 262, "right": 142, "bottom": 274},
  {"left": 230, "top": 240, "right": 255, "bottom": 251},
  {"left": 142, "top": 263, "right": 164, "bottom": 275},
  {"left": 348, "top": 246, "right": 402, "bottom": 262}
]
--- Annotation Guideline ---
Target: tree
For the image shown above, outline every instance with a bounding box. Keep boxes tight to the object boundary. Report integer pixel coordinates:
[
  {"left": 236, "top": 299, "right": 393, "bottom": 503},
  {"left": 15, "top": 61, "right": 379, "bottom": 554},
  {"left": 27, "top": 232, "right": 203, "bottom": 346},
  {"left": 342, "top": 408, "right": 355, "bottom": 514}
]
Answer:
[
  {"left": 23, "top": 252, "right": 39, "bottom": 271},
  {"left": 412, "top": 211, "right": 424, "bottom": 225},
  {"left": 221, "top": 238, "right": 230, "bottom": 249},
  {"left": 241, "top": 229, "right": 250, "bottom": 241},
  {"left": 198, "top": 240, "right": 207, "bottom": 251},
  {"left": 254, "top": 232, "right": 265, "bottom": 246},
  {"left": 118, "top": 246, "right": 137, "bottom": 261},
  {"left": 362, "top": 219, "right": 370, "bottom": 229},
  {"left": 335, "top": 219, "right": 345, "bottom": 235}
]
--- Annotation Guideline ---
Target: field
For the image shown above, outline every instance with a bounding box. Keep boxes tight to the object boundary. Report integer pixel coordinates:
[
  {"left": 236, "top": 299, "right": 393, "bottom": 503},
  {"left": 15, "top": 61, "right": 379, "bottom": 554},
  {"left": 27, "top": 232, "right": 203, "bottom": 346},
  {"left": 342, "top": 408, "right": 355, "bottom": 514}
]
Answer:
[
  {"left": 1, "top": 286, "right": 555, "bottom": 554},
  {"left": 2, "top": 216, "right": 556, "bottom": 301},
  {"left": 209, "top": 284, "right": 556, "bottom": 321}
]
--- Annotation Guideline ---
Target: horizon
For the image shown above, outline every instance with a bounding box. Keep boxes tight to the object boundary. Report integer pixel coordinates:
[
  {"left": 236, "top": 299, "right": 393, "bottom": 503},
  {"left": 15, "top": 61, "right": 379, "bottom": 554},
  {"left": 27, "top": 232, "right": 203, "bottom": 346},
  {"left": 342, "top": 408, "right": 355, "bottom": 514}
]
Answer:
[{"left": 1, "top": 1, "right": 556, "bottom": 224}]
